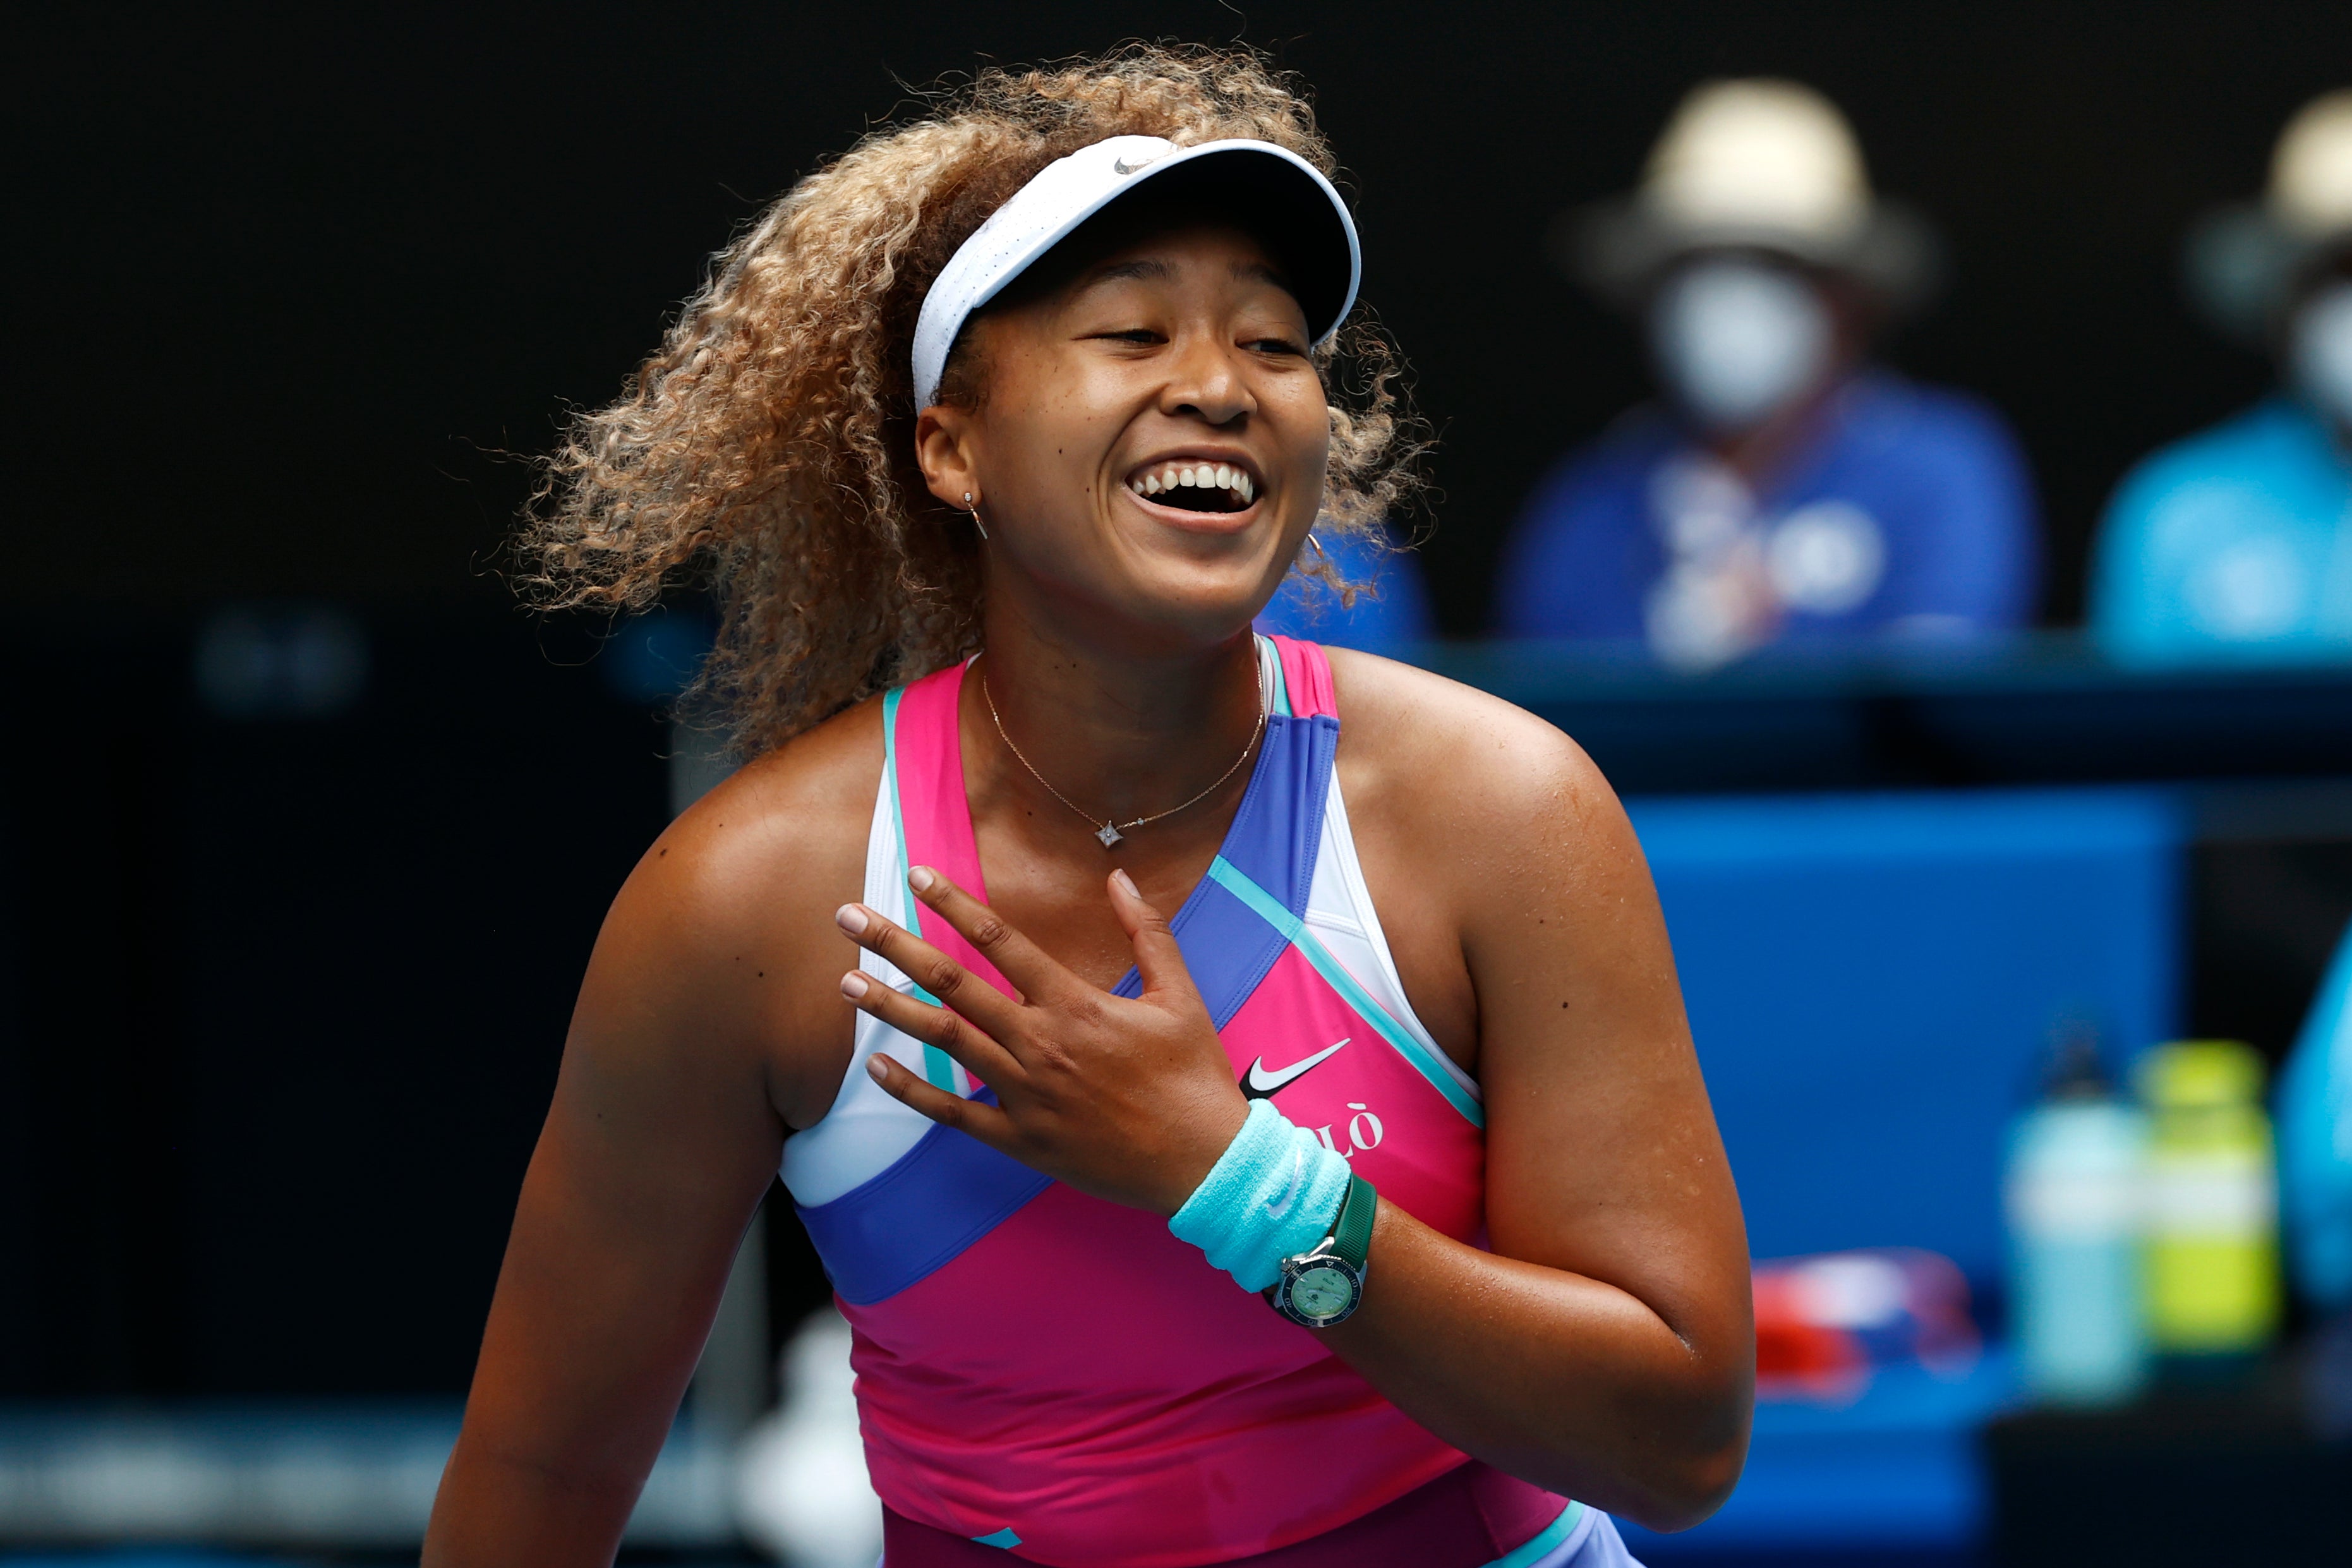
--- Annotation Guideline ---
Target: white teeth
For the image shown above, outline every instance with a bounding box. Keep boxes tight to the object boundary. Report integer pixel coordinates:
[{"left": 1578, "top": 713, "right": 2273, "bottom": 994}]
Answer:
[{"left": 1130, "top": 464, "right": 1256, "bottom": 503}]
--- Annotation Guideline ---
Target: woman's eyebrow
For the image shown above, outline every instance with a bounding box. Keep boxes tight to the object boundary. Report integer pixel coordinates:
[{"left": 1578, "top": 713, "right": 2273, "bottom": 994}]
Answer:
[
  {"left": 1077, "top": 258, "right": 1176, "bottom": 289},
  {"left": 1066, "top": 254, "right": 1298, "bottom": 307}
]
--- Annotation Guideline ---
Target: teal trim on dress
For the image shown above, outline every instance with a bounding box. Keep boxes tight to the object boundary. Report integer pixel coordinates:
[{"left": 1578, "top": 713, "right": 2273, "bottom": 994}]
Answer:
[
  {"left": 881, "top": 686, "right": 959, "bottom": 1093},
  {"left": 1205, "top": 857, "right": 1485, "bottom": 1128},
  {"left": 970, "top": 1526, "right": 1023, "bottom": 1548},
  {"left": 1484, "top": 1501, "right": 1586, "bottom": 1567},
  {"left": 1258, "top": 632, "right": 1294, "bottom": 717}
]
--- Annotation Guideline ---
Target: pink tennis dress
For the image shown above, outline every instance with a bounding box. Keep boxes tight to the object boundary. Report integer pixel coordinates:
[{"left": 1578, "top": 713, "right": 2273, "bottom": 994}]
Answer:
[{"left": 781, "top": 636, "right": 1639, "bottom": 1568}]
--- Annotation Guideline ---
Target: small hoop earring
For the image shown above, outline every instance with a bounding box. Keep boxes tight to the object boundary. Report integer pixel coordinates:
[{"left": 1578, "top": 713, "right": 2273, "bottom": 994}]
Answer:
[
  {"left": 964, "top": 492, "right": 987, "bottom": 541},
  {"left": 1307, "top": 531, "right": 1325, "bottom": 555}
]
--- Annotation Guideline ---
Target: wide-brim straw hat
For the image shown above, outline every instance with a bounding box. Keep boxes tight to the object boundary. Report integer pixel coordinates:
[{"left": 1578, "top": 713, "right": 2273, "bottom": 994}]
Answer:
[
  {"left": 2185, "top": 90, "right": 2352, "bottom": 346},
  {"left": 1563, "top": 79, "right": 1940, "bottom": 314}
]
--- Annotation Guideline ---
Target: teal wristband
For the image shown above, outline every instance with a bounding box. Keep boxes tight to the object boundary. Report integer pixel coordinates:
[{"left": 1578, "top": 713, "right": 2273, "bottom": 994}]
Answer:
[{"left": 1168, "top": 1099, "right": 1354, "bottom": 1293}]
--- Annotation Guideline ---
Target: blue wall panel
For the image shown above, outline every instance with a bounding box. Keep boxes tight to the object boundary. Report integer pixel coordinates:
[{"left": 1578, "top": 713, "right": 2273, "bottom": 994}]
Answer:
[{"left": 1628, "top": 787, "right": 2183, "bottom": 1284}]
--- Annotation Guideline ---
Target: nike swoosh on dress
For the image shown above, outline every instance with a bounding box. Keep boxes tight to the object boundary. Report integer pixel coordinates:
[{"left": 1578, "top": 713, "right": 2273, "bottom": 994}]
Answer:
[{"left": 1241, "top": 1038, "right": 1350, "bottom": 1100}]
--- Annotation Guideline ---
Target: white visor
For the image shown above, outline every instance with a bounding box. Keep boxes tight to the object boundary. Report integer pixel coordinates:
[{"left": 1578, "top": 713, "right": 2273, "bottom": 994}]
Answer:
[{"left": 911, "top": 135, "right": 1362, "bottom": 410}]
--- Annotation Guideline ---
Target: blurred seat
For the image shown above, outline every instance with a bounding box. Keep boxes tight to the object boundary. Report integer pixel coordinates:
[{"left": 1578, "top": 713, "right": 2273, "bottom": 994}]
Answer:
[
  {"left": 2280, "top": 917, "right": 2352, "bottom": 1319},
  {"left": 1255, "top": 521, "right": 1435, "bottom": 655}
]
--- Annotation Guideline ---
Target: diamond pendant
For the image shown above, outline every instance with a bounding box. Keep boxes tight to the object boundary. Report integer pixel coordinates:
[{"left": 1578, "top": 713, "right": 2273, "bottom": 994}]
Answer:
[{"left": 1095, "top": 821, "right": 1125, "bottom": 849}]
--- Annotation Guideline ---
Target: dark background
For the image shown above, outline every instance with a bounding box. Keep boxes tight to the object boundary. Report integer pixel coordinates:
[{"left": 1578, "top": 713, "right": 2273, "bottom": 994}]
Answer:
[
  {"left": 0, "top": 614, "right": 670, "bottom": 1395},
  {"left": 15, "top": 1, "right": 2346, "bottom": 629},
  {"left": 10, "top": 1, "right": 2352, "bottom": 1401}
]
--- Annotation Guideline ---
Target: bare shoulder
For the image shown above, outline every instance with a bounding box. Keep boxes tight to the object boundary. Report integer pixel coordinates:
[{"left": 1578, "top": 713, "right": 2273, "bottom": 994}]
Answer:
[
  {"left": 1320, "top": 648, "right": 1661, "bottom": 1074},
  {"left": 636, "top": 697, "right": 884, "bottom": 943},
  {"left": 577, "top": 696, "right": 885, "bottom": 1130},
  {"left": 1322, "top": 647, "right": 1624, "bottom": 855}
]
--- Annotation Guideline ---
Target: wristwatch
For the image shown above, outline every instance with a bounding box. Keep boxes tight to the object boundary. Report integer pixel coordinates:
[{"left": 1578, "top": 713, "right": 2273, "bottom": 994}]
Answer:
[{"left": 1270, "top": 1173, "right": 1376, "bottom": 1327}]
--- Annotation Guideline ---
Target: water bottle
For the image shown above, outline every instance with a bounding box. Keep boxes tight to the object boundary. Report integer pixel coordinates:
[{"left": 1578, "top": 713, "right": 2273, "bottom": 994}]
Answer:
[
  {"left": 2139, "top": 1040, "right": 2279, "bottom": 1368},
  {"left": 2005, "top": 1034, "right": 2147, "bottom": 1405}
]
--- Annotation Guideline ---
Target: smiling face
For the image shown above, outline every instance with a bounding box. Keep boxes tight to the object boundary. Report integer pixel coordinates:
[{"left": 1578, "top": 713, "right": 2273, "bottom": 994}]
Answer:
[{"left": 915, "top": 219, "right": 1332, "bottom": 651}]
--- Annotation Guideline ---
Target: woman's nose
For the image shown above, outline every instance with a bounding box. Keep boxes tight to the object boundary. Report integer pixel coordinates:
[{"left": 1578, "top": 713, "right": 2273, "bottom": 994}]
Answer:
[{"left": 1160, "top": 335, "right": 1257, "bottom": 426}]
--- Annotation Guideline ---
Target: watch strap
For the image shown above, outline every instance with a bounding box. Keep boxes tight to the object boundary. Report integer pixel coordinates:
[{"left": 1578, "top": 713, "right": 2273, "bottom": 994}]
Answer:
[{"left": 1331, "top": 1173, "right": 1375, "bottom": 1270}]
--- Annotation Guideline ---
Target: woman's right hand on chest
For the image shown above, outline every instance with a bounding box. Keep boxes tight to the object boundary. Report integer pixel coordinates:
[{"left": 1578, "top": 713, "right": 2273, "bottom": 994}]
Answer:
[{"left": 840, "top": 865, "right": 1251, "bottom": 1218}]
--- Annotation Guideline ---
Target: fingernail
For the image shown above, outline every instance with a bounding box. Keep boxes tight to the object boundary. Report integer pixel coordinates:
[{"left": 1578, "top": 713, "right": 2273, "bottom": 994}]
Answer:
[
  {"left": 908, "top": 866, "right": 937, "bottom": 893},
  {"left": 1111, "top": 868, "right": 1138, "bottom": 900},
  {"left": 866, "top": 1055, "right": 889, "bottom": 1082},
  {"left": 835, "top": 903, "right": 869, "bottom": 935},
  {"left": 840, "top": 972, "right": 869, "bottom": 999}
]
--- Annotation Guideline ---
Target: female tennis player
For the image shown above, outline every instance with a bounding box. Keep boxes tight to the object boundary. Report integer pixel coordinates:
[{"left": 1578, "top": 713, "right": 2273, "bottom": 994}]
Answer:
[{"left": 424, "top": 47, "right": 1751, "bottom": 1567}]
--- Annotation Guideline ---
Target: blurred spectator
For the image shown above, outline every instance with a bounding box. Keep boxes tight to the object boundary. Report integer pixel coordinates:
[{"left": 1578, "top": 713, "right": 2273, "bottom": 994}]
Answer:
[
  {"left": 1256, "top": 524, "right": 1435, "bottom": 655},
  {"left": 1497, "top": 80, "right": 2039, "bottom": 668},
  {"left": 2092, "top": 93, "right": 2352, "bottom": 662}
]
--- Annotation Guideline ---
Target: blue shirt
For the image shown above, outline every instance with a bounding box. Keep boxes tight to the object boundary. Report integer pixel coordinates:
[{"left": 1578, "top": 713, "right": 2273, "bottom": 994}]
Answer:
[
  {"left": 1493, "top": 373, "right": 2040, "bottom": 651},
  {"left": 1255, "top": 524, "right": 1435, "bottom": 654},
  {"left": 2089, "top": 397, "right": 2352, "bottom": 663}
]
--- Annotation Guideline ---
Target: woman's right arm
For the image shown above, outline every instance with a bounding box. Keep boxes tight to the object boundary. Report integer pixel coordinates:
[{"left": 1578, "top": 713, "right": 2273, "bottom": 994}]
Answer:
[{"left": 423, "top": 735, "right": 869, "bottom": 1565}]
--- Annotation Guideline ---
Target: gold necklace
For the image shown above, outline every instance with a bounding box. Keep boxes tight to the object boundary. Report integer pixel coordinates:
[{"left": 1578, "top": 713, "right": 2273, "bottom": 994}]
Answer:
[{"left": 975, "top": 653, "right": 1268, "bottom": 849}]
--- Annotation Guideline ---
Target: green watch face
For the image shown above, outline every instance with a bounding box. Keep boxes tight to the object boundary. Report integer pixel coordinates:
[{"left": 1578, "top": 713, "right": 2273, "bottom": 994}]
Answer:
[{"left": 1289, "top": 1263, "right": 1356, "bottom": 1319}]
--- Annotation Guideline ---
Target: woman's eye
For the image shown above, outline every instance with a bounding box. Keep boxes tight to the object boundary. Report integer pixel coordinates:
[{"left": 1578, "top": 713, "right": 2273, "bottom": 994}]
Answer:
[
  {"left": 1091, "top": 329, "right": 1163, "bottom": 345},
  {"left": 1248, "top": 335, "right": 1308, "bottom": 357}
]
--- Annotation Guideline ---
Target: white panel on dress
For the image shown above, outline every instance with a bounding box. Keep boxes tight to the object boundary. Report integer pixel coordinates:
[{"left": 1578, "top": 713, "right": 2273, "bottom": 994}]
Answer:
[{"left": 781, "top": 762, "right": 946, "bottom": 1207}]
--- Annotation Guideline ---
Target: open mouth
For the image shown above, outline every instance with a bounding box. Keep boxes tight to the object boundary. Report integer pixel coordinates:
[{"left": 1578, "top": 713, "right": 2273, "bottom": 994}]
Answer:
[{"left": 1126, "top": 461, "right": 1257, "bottom": 515}]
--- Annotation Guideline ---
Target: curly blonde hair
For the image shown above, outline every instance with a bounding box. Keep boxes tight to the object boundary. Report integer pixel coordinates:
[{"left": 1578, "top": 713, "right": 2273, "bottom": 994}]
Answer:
[{"left": 521, "top": 44, "right": 1422, "bottom": 754}]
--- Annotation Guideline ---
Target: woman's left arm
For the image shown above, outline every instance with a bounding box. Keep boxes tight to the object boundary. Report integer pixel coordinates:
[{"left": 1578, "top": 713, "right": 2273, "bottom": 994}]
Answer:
[
  {"left": 1313, "top": 689, "right": 1752, "bottom": 1529},
  {"left": 846, "top": 694, "right": 1751, "bottom": 1532}
]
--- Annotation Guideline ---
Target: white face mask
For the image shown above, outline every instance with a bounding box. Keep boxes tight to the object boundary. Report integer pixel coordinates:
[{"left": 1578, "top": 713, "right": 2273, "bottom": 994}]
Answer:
[
  {"left": 2291, "top": 280, "right": 2352, "bottom": 428},
  {"left": 1649, "top": 257, "right": 1832, "bottom": 433}
]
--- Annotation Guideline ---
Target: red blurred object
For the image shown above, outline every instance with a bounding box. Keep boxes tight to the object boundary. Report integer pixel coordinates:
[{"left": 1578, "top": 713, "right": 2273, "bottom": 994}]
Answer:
[{"left": 1752, "top": 1247, "right": 1981, "bottom": 1401}]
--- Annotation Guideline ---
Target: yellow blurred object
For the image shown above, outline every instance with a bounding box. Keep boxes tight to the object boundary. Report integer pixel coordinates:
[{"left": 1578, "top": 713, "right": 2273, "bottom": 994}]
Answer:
[
  {"left": 2267, "top": 89, "right": 2352, "bottom": 239},
  {"left": 1566, "top": 78, "right": 1938, "bottom": 313},
  {"left": 2185, "top": 87, "right": 2352, "bottom": 342},
  {"left": 2137, "top": 1041, "right": 2279, "bottom": 1356},
  {"left": 1638, "top": 80, "right": 1871, "bottom": 246}
]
